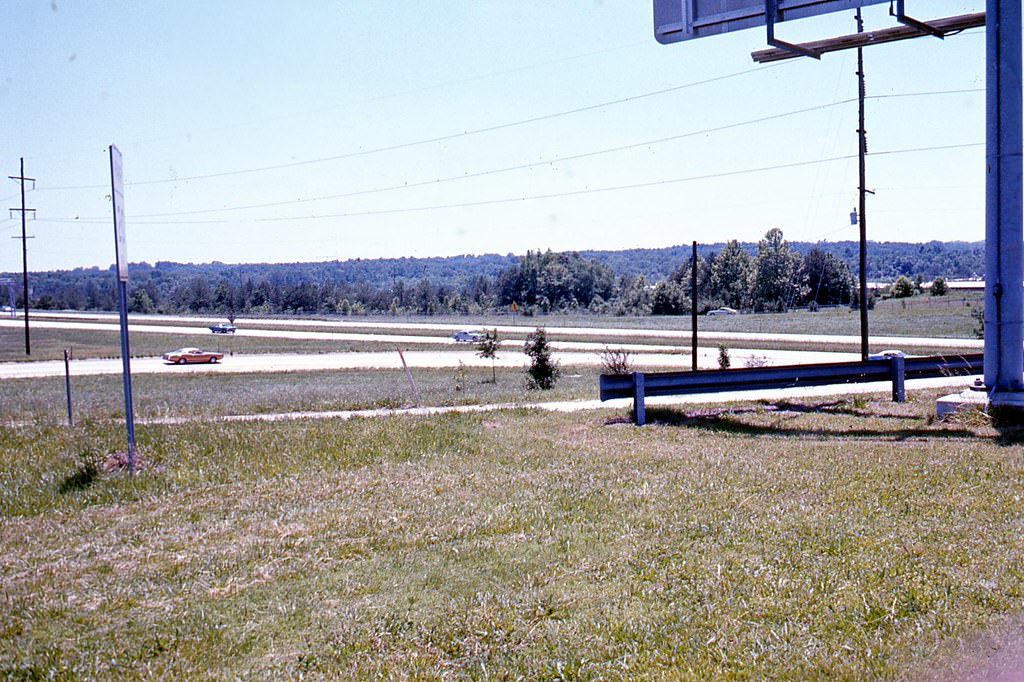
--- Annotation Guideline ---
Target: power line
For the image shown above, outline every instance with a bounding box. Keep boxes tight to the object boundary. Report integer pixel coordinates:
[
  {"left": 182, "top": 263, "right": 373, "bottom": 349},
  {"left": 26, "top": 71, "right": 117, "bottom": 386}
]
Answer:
[
  {"left": 44, "top": 141, "right": 983, "bottom": 226},
  {"left": 39, "top": 63, "right": 791, "bottom": 192},
  {"left": 36, "top": 85, "right": 983, "bottom": 202},
  {"left": 251, "top": 142, "right": 981, "bottom": 223},
  {"left": 47, "top": 217, "right": 230, "bottom": 225},
  {"left": 127, "top": 98, "right": 861, "bottom": 219},
  {"left": 62, "top": 88, "right": 986, "bottom": 222},
  {"left": 26, "top": 41, "right": 651, "bottom": 161},
  {"left": 868, "top": 88, "right": 983, "bottom": 100}
]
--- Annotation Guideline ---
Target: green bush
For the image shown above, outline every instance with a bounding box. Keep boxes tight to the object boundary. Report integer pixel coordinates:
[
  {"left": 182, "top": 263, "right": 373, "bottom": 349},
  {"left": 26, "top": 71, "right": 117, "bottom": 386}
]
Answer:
[{"left": 524, "top": 328, "right": 559, "bottom": 389}]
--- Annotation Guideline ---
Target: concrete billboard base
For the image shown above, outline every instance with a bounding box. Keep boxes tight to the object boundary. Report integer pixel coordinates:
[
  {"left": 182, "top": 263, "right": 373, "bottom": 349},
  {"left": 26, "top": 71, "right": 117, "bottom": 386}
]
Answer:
[{"left": 937, "top": 384, "right": 1024, "bottom": 425}]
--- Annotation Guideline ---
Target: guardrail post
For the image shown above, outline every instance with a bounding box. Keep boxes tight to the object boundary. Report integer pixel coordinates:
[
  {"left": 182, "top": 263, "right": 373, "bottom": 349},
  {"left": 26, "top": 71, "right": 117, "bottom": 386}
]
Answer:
[
  {"left": 633, "top": 371, "right": 646, "bottom": 426},
  {"left": 890, "top": 354, "right": 906, "bottom": 402}
]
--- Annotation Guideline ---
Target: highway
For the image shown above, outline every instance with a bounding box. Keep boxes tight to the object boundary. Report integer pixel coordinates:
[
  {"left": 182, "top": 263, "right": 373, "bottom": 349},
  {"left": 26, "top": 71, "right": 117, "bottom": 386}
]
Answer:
[{"left": 0, "top": 312, "right": 980, "bottom": 379}]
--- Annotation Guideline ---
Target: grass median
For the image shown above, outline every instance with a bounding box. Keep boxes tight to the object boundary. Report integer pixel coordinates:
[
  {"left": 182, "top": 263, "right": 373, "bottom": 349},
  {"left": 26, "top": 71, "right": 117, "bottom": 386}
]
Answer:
[
  {"left": 2, "top": 390, "right": 1023, "bottom": 678},
  {"left": 0, "top": 366, "right": 599, "bottom": 423}
]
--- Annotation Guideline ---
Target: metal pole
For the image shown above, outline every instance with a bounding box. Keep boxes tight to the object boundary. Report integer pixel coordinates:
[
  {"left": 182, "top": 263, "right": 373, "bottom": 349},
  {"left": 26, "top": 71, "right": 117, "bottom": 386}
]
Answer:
[
  {"left": 984, "top": 0, "right": 1024, "bottom": 400},
  {"left": 109, "top": 146, "right": 136, "bottom": 472},
  {"left": 397, "top": 348, "right": 421, "bottom": 406},
  {"left": 118, "top": 280, "right": 136, "bottom": 472},
  {"left": 64, "top": 348, "right": 74, "bottom": 426},
  {"left": 691, "top": 241, "right": 698, "bottom": 371},
  {"left": 856, "top": 9, "right": 869, "bottom": 361}
]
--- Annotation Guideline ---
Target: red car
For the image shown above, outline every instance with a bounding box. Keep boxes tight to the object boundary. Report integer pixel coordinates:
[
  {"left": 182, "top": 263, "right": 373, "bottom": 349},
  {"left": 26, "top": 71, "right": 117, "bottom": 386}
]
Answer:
[{"left": 162, "top": 347, "right": 224, "bottom": 365}]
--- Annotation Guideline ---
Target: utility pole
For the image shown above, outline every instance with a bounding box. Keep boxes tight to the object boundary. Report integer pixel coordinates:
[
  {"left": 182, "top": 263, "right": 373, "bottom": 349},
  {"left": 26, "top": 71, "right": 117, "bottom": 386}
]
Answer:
[
  {"left": 0, "top": 278, "right": 15, "bottom": 313},
  {"left": 691, "top": 241, "right": 698, "bottom": 371},
  {"left": 8, "top": 158, "right": 35, "bottom": 355},
  {"left": 855, "top": 9, "right": 870, "bottom": 361}
]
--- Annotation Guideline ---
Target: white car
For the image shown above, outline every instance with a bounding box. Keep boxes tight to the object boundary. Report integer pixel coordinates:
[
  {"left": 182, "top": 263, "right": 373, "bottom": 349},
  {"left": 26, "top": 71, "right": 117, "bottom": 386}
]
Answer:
[
  {"left": 707, "top": 307, "right": 738, "bottom": 316},
  {"left": 452, "top": 330, "right": 485, "bottom": 342},
  {"left": 868, "top": 349, "right": 906, "bottom": 360}
]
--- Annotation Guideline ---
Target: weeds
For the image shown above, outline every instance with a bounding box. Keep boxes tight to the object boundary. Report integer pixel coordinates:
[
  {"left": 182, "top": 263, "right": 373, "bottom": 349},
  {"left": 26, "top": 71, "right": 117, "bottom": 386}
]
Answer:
[
  {"left": 452, "top": 361, "right": 467, "bottom": 392},
  {"left": 744, "top": 353, "right": 769, "bottom": 368},
  {"left": 599, "top": 347, "right": 633, "bottom": 375}
]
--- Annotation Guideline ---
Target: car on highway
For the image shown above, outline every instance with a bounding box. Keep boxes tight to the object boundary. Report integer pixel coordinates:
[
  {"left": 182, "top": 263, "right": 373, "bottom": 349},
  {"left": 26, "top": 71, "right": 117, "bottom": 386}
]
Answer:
[
  {"left": 452, "top": 330, "right": 485, "bottom": 342},
  {"left": 868, "top": 349, "right": 906, "bottom": 360},
  {"left": 706, "top": 307, "right": 738, "bottom": 316},
  {"left": 162, "top": 347, "right": 224, "bottom": 364},
  {"left": 209, "top": 322, "right": 237, "bottom": 334}
]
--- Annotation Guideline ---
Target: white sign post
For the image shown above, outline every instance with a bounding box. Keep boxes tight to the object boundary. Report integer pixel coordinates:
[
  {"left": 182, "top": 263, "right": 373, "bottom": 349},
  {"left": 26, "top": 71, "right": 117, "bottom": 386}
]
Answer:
[{"left": 110, "top": 145, "right": 137, "bottom": 471}]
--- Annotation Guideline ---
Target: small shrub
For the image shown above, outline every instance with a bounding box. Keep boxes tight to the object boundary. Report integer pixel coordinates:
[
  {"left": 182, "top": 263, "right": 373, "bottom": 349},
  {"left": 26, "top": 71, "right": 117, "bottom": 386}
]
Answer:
[
  {"left": 524, "top": 328, "right": 559, "bottom": 390},
  {"left": 971, "top": 307, "right": 984, "bottom": 339},
  {"left": 476, "top": 329, "right": 501, "bottom": 383},
  {"left": 599, "top": 347, "right": 633, "bottom": 375},
  {"left": 848, "top": 395, "right": 868, "bottom": 410},
  {"left": 718, "top": 344, "right": 731, "bottom": 370},
  {"left": 452, "top": 361, "right": 467, "bottom": 392}
]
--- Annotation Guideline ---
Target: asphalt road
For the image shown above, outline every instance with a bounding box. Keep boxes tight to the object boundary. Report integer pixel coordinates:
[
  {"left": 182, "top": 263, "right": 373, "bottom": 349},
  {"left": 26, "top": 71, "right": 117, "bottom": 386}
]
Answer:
[
  {"left": 0, "top": 312, "right": 978, "bottom": 379},
  {"left": 12, "top": 310, "right": 985, "bottom": 349}
]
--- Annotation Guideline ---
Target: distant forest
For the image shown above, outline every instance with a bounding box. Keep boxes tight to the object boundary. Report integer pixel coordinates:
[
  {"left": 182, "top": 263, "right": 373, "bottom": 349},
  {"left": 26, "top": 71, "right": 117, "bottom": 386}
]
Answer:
[{"left": 7, "top": 234, "right": 984, "bottom": 317}]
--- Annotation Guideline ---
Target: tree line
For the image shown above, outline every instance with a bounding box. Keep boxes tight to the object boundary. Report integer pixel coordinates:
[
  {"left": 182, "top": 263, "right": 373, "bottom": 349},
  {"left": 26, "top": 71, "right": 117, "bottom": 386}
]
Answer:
[{"left": 10, "top": 230, "right": 978, "bottom": 317}]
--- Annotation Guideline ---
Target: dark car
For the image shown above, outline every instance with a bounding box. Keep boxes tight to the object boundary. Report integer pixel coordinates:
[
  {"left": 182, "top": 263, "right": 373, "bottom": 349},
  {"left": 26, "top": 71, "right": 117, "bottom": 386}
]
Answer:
[{"left": 209, "top": 322, "right": 237, "bottom": 334}]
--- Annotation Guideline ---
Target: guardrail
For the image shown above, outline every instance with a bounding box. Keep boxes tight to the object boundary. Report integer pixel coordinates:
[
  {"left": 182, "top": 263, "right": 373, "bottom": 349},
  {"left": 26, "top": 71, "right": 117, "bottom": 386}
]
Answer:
[{"left": 599, "top": 353, "right": 983, "bottom": 425}]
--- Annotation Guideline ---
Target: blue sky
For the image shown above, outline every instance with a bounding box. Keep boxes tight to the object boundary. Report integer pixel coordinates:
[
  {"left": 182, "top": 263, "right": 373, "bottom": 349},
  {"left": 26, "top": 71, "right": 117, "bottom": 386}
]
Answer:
[{"left": 0, "top": 1, "right": 985, "bottom": 272}]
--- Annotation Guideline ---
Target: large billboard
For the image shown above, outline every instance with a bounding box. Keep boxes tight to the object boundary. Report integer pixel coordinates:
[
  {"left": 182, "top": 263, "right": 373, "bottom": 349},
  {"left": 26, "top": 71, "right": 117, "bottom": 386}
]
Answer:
[{"left": 654, "top": 0, "right": 889, "bottom": 44}]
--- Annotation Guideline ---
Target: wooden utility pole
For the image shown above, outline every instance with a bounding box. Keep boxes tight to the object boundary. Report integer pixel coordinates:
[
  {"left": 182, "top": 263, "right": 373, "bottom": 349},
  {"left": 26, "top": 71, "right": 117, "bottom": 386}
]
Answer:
[
  {"left": 856, "top": 10, "right": 870, "bottom": 361},
  {"left": 8, "top": 158, "right": 35, "bottom": 355},
  {"left": 691, "top": 241, "right": 698, "bottom": 371}
]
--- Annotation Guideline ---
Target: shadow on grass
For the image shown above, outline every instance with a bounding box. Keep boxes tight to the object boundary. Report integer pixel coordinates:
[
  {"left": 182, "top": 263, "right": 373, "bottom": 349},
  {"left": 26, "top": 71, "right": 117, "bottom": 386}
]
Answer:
[
  {"left": 635, "top": 402, "right": 978, "bottom": 441},
  {"left": 58, "top": 462, "right": 98, "bottom": 494},
  {"left": 993, "top": 426, "right": 1024, "bottom": 446}
]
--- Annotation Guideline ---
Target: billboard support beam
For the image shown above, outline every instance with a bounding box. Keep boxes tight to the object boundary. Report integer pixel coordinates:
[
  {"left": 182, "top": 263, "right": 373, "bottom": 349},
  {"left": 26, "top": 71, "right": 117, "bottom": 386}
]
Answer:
[
  {"left": 766, "top": 0, "right": 821, "bottom": 59},
  {"left": 892, "top": 0, "right": 946, "bottom": 38},
  {"left": 751, "top": 12, "right": 985, "bottom": 62}
]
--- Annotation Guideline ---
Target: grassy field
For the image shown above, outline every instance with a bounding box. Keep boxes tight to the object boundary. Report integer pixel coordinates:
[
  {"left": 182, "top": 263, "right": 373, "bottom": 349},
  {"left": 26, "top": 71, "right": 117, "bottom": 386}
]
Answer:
[
  {"left": 2, "top": 390, "right": 1023, "bottom": 678},
  {"left": 394, "top": 292, "right": 983, "bottom": 339},
  {"left": 1, "top": 366, "right": 598, "bottom": 423}
]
